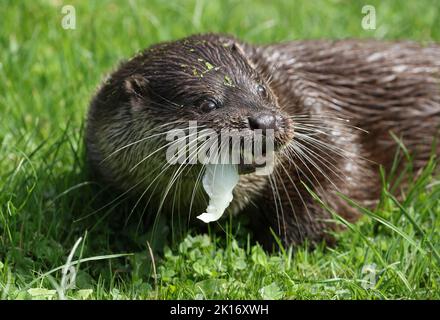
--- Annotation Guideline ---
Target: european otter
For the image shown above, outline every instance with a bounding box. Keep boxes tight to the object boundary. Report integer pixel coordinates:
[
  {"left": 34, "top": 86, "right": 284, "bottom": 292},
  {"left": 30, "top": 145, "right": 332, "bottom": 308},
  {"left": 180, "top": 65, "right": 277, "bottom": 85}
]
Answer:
[{"left": 86, "top": 34, "right": 440, "bottom": 248}]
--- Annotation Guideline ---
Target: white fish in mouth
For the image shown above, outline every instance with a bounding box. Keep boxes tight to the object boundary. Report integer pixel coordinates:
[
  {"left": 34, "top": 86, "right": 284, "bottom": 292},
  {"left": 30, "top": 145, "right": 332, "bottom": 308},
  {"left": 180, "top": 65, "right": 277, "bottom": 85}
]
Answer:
[{"left": 197, "top": 164, "right": 239, "bottom": 223}]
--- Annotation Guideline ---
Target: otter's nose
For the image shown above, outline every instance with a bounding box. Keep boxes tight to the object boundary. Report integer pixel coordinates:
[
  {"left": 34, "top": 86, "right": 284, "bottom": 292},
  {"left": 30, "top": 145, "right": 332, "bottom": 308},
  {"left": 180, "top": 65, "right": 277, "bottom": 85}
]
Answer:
[{"left": 248, "top": 114, "right": 277, "bottom": 131}]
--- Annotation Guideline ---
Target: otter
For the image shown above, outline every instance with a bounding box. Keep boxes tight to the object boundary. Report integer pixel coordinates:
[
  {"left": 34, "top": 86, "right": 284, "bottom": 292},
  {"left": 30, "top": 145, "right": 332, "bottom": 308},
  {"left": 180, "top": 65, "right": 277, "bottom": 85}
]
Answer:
[{"left": 86, "top": 34, "right": 440, "bottom": 248}]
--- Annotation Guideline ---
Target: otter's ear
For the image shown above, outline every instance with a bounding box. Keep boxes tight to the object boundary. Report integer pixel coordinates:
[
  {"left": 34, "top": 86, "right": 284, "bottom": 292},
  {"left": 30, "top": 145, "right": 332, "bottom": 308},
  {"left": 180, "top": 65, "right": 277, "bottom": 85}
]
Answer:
[
  {"left": 220, "top": 38, "right": 247, "bottom": 56},
  {"left": 124, "top": 74, "right": 149, "bottom": 96},
  {"left": 230, "top": 42, "right": 257, "bottom": 70},
  {"left": 124, "top": 74, "right": 150, "bottom": 110},
  {"left": 231, "top": 42, "right": 246, "bottom": 57}
]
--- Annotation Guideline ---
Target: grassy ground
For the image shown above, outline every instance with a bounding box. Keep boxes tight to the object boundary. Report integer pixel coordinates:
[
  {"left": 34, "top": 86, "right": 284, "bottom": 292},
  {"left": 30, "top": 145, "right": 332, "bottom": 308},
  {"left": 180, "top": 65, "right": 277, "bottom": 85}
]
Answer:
[{"left": 1, "top": 0, "right": 440, "bottom": 300}]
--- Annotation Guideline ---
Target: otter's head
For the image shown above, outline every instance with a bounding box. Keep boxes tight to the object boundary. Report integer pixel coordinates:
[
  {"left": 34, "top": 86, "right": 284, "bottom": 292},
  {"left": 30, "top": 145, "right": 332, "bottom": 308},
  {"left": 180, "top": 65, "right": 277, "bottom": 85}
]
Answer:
[{"left": 87, "top": 34, "right": 293, "bottom": 203}]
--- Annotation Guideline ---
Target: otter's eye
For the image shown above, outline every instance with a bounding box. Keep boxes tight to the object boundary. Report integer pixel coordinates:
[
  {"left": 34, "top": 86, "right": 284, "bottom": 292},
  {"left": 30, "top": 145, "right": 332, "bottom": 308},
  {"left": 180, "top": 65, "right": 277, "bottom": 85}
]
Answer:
[
  {"left": 257, "top": 84, "right": 267, "bottom": 97},
  {"left": 199, "top": 99, "right": 218, "bottom": 112}
]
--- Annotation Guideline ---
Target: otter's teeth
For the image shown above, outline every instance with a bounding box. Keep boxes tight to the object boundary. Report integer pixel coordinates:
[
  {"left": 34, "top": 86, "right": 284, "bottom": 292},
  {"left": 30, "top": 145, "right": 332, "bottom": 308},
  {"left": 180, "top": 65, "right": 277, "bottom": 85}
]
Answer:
[{"left": 197, "top": 164, "right": 239, "bottom": 223}]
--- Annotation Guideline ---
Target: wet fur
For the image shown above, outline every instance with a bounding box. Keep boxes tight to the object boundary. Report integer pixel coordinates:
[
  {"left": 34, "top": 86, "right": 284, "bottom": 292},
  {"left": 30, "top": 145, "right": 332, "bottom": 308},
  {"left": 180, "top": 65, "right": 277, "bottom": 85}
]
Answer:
[{"left": 87, "top": 34, "right": 440, "bottom": 248}]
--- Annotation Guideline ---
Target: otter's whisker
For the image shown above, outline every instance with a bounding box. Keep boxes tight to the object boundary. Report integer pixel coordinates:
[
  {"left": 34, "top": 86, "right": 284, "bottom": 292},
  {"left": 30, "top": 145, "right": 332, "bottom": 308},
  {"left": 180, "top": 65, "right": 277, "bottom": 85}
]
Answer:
[
  {"left": 267, "top": 174, "right": 282, "bottom": 238},
  {"left": 100, "top": 120, "right": 194, "bottom": 163},
  {"left": 291, "top": 142, "right": 340, "bottom": 191},
  {"left": 277, "top": 159, "right": 310, "bottom": 239},
  {"left": 128, "top": 128, "right": 205, "bottom": 173},
  {"left": 292, "top": 139, "right": 349, "bottom": 183},
  {"left": 284, "top": 144, "right": 326, "bottom": 192},
  {"left": 272, "top": 166, "right": 289, "bottom": 240},
  {"left": 149, "top": 132, "right": 214, "bottom": 232}
]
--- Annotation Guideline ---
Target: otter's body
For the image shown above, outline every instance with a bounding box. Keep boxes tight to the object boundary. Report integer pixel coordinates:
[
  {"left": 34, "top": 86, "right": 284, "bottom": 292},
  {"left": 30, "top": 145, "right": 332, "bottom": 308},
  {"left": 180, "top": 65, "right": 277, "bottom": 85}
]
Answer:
[{"left": 87, "top": 34, "right": 440, "bottom": 248}]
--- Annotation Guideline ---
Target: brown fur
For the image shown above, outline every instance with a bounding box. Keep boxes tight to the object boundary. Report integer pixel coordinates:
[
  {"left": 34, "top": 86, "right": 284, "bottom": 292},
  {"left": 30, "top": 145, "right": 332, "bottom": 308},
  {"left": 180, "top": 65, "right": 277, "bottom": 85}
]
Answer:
[{"left": 86, "top": 34, "right": 440, "bottom": 248}]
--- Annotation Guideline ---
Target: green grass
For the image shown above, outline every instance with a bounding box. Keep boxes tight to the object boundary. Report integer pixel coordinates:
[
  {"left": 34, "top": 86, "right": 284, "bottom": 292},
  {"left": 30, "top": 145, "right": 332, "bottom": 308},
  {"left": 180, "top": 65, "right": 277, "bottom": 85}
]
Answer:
[{"left": 1, "top": 0, "right": 440, "bottom": 300}]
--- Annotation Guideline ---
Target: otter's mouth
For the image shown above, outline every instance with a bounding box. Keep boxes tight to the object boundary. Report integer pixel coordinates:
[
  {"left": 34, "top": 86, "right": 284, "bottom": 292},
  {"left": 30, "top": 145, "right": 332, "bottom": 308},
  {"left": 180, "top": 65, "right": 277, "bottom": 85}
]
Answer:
[
  {"left": 234, "top": 132, "right": 289, "bottom": 175},
  {"left": 237, "top": 149, "right": 276, "bottom": 175},
  {"left": 238, "top": 159, "right": 268, "bottom": 174}
]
